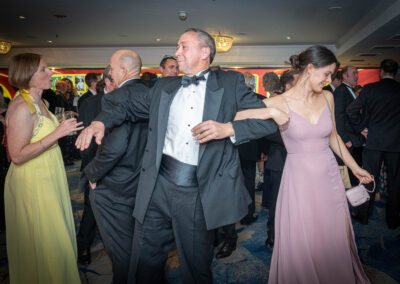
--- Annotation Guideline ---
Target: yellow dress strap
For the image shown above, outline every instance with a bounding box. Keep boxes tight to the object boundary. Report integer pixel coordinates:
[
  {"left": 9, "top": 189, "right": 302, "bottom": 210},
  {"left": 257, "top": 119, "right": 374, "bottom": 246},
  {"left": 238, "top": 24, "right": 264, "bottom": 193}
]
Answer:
[
  {"left": 15, "top": 89, "right": 44, "bottom": 137},
  {"left": 16, "top": 89, "right": 37, "bottom": 114}
]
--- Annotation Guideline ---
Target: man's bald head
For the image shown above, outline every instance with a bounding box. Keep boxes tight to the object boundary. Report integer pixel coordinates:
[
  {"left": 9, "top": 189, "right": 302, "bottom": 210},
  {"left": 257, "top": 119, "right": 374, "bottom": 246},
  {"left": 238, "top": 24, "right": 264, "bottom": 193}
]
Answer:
[{"left": 109, "top": 49, "right": 142, "bottom": 86}]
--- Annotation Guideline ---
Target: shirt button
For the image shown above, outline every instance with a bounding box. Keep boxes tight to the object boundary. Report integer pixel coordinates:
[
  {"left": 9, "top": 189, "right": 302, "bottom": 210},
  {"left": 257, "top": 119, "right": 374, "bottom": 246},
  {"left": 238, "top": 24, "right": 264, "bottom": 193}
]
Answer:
[
  {"left": 188, "top": 124, "right": 190, "bottom": 127},
  {"left": 191, "top": 107, "right": 193, "bottom": 109},
  {"left": 186, "top": 142, "right": 189, "bottom": 145},
  {"left": 142, "top": 168, "right": 146, "bottom": 172}
]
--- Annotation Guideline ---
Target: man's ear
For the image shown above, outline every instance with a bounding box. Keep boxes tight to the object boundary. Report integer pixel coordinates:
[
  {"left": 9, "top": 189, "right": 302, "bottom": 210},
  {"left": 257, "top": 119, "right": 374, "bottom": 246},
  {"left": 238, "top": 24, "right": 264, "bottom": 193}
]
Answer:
[{"left": 201, "top": 47, "right": 211, "bottom": 61}]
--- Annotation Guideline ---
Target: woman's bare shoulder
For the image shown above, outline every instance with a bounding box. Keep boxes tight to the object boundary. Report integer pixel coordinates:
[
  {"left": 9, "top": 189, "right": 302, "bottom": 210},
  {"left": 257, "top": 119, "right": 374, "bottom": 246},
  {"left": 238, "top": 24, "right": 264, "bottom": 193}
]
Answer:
[
  {"left": 264, "top": 95, "right": 286, "bottom": 108},
  {"left": 6, "top": 96, "right": 34, "bottom": 124}
]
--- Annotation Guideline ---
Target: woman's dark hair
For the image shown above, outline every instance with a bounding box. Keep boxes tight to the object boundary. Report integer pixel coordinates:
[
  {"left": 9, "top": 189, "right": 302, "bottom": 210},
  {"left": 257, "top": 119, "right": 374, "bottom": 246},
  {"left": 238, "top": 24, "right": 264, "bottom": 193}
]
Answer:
[
  {"left": 290, "top": 45, "right": 339, "bottom": 73},
  {"left": 8, "top": 53, "right": 41, "bottom": 89}
]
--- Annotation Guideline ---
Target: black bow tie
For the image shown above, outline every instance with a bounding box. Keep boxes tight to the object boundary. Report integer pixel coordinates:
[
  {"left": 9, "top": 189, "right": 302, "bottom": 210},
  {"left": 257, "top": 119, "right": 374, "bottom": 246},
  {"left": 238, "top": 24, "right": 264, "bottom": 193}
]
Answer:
[{"left": 181, "top": 69, "right": 210, "bottom": 87}]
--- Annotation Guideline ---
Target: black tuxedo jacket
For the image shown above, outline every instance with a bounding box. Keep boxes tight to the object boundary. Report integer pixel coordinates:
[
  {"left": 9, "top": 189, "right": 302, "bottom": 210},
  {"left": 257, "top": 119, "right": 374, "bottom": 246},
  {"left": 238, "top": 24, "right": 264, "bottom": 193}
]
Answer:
[
  {"left": 78, "top": 90, "right": 93, "bottom": 111},
  {"left": 333, "top": 83, "right": 364, "bottom": 147},
  {"left": 78, "top": 93, "right": 104, "bottom": 170},
  {"left": 347, "top": 78, "right": 400, "bottom": 152},
  {"left": 96, "top": 70, "right": 278, "bottom": 229}
]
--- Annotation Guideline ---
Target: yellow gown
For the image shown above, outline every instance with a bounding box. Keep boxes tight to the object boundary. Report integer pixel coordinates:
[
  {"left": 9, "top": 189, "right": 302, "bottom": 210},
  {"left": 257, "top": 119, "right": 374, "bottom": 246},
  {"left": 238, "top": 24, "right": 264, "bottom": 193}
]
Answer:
[{"left": 4, "top": 91, "right": 80, "bottom": 284}]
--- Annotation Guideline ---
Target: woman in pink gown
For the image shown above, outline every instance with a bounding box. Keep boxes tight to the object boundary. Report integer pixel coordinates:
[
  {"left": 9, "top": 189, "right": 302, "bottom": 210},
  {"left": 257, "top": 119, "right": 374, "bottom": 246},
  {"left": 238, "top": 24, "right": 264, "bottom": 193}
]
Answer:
[{"left": 236, "top": 45, "right": 373, "bottom": 284}]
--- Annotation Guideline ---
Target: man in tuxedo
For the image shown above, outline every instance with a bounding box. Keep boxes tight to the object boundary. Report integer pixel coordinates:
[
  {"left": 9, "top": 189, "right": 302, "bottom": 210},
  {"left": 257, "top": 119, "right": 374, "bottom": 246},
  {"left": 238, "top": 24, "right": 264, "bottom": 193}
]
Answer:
[
  {"left": 347, "top": 59, "right": 400, "bottom": 228},
  {"left": 76, "top": 28, "right": 278, "bottom": 283},
  {"left": 76, "top": 66, "right": 116, "bottom": 265},
  {"left": 85, "top": 50, "right": 149, "bottom": 283},
  {"left": 77, "top": 72, "right": 99, "bottom": 111},
  {"left": 323, "top": 70, "right": 342, "bottom": 93},
  {"left": 214, "top": 72, "right": 263, "bottom": 259},
  {"left": 334, "top": 66, "right": 364, "bottom": 185},
  {"left": 160, "top": 55, "right": 179, "bottom": 77}
]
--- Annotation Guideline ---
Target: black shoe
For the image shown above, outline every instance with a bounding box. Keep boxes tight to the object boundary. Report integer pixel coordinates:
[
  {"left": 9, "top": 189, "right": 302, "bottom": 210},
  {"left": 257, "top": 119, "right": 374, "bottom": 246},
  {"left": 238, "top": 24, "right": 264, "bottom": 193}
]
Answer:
[
  {"left": 240, "top": 214, "right": 258, "bottom": 226},
  {"left": 216, "top": 239, "right": 237, "bottom": 259},
  {"left": 265, "top": 237, "right": 274, "bottom": 248},
  {"left": 78, "top": 247, "right": 91, "bottom": 265}
]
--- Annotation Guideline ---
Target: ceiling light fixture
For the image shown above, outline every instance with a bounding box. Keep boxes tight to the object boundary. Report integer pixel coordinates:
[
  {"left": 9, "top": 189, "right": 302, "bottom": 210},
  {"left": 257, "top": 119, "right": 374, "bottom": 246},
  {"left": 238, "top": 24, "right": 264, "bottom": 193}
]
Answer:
[
  {"left": 0, "top": 41, "right": 12, "bottom": 54},
  {"left": 156, "top": 38, "right": 161, "bottom": 42},
  {"left": 213, "top": 33, "right": 233, "bottom": 53},
  {"left": 48, "top": 40, "right": 53, "bottom": 43},
  {"left": 18, "top": 15, "right": 26, "bottom": 19},
  {"left": 286, "top": 36, "right": 292, "bottom": 40}
]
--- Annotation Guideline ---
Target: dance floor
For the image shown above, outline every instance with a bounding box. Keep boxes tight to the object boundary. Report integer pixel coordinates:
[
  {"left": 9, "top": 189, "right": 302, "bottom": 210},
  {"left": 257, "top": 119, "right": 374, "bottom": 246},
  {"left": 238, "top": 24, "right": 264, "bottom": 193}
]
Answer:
[{"left": 0, "top": 160, "right": 399, "bottom": 283}]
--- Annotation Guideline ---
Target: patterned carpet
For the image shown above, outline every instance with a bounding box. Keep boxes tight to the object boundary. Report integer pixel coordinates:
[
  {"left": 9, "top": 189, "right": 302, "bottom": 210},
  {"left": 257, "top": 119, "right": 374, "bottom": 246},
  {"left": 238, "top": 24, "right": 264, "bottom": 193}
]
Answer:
[{"left": 0, "top": 160, "right": 399, "bottom": 283}]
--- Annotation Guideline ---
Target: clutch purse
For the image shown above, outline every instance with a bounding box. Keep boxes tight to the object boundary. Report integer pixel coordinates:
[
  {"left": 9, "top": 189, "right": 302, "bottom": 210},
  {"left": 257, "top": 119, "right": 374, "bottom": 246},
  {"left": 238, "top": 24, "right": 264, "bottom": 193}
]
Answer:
[{"left": 345, "top": 177, "right": 375, "bottom": 207}]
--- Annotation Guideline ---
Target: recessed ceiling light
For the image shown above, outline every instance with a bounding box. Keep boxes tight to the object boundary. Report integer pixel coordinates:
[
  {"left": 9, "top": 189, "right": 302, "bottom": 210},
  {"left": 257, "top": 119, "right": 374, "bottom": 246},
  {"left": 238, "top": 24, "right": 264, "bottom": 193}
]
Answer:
[
  {"left": 286, "top": 36, "right": 292, "bottom": 40},
  {"left": 119, "top": 34, "right": 128, "bottom": 38},
  {"left": 18, "top": 15, "right": 26, "bottom": 19},
  {"left": 328, "top": 6, "right": 342, "bottom": 11},
  {"left": 48, "top": 40, "right": 53, "bottom": 43},
  {"left": 236, "top": 32, "right": 246, "bottom": 36},
  {"left": 156, "top": 38, "right": 161, "bottom": 42}
]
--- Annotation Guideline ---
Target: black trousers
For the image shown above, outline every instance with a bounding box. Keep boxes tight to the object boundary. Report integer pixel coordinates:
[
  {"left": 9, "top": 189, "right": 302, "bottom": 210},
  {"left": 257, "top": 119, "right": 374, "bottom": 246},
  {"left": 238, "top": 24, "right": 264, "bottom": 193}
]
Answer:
[
  {"left": 128, "top": 173, "right": 214, "bottom": 284},
  {"left": 77, "top": 184, "right": 97, "bottom": 251},
  {"left": 357, "top": 149, "right": 400, "bottom": 225},
  {"left": 240, "top": 159, "right": 256, "bottom": 218},
  {"left": 266, "top": 169, "right": 283, "bottom": 240},
  {"left": 90, "top": 190, "right": 135, "bottom": 284}
]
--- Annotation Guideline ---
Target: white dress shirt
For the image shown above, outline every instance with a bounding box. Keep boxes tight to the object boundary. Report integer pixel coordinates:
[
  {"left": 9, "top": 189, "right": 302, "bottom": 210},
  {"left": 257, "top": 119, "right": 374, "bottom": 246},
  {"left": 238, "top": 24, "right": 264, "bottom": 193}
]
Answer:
[{"left": 163, "top": 71, "right": 209, "bottom": 166}]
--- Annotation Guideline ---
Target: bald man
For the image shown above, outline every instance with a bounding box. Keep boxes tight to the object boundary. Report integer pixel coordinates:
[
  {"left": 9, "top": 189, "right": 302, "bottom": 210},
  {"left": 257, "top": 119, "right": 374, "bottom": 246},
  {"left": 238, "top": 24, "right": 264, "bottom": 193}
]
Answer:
[{"left": 82, "top": 50, "right": 150, "bottom": 283}]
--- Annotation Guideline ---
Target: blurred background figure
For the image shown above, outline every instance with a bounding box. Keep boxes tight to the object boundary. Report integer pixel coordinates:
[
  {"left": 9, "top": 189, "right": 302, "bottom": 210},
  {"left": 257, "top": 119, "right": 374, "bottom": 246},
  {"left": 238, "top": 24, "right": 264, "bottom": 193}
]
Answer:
[
  {"left": 262, "top": 72, "right": 282, "bottom": 97},
  {"left": 159, "top": 55, "right": 179, "bottom": 77},
  {"left": 323, "top": 70, "right": 342, "bottom": 93}
]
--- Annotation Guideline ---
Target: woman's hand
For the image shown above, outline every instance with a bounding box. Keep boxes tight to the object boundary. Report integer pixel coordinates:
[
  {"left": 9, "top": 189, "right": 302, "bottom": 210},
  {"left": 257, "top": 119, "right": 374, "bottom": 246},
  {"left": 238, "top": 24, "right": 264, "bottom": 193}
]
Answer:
[
  {"left": 352, "top": 167, "right": 373, "bottom": 184},
  {"left": 54, "top": 118, "right": 83, "bottom": 139},
  {"left": 270, "top": 108, "right": 290, "bottom": 126}
]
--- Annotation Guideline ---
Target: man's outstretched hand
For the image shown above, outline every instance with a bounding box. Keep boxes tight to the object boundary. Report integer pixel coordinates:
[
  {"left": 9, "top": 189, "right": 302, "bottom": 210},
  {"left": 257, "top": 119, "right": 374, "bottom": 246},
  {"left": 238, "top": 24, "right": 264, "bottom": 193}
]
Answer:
[
  {"left": 192, "top": 120, "right": 234, "bottom": 143},
  {"left": 75, "top": 121, "right": 105, "bottom": 150}
]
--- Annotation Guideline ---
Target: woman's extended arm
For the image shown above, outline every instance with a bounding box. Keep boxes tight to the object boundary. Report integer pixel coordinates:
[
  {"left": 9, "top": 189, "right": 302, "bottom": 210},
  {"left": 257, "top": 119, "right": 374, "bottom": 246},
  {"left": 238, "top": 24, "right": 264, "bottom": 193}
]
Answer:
[
  {"left": 6, "top": 98, "right": 82, "bottom": 165},
  {"left": 324, "top": 91, "right": 373, "bottom": 183},
  {"left": 234, "top": 97, "right": 289, "bottom": 126}
]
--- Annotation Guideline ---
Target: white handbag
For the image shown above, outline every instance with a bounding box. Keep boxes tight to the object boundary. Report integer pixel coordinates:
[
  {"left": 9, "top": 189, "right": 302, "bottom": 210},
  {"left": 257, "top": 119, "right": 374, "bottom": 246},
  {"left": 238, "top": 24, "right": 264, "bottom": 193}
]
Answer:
[{"left": 345, "top": 177, "right": 375, "bottom": 207}]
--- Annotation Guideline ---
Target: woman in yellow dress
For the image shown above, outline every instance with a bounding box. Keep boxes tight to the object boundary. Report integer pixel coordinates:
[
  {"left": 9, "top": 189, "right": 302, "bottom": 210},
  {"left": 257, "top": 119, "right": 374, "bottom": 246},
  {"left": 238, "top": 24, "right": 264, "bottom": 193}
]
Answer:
[{"left": 4, "top": 53, "right": 83, "bottom": 284}]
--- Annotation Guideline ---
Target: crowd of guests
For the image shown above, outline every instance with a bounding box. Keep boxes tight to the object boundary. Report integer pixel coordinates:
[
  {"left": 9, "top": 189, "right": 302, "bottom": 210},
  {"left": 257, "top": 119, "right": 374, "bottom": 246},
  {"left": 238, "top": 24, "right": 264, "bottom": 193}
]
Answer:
[{"left": 1, "top": 27, "right": 399, "bottom": 284}]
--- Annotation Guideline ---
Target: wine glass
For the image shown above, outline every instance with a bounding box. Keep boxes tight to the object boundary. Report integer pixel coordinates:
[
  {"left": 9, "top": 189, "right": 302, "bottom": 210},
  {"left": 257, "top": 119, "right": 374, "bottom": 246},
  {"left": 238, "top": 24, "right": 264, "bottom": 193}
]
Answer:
[{"left": 65, "top": 111, "right": 76, "bottom": 135}]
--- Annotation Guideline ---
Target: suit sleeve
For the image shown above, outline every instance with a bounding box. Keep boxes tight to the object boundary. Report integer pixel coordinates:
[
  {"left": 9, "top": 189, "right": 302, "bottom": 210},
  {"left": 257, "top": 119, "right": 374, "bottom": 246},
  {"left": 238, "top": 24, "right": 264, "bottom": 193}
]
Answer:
[
  {"left": 333, "top": 87, "right": 350, "bottom": 142},
  {"left": 78, "top": 99, "right": 97, "bottom": 166},
  {"left": 84, "top": 125, "right": 130, "bottom": 183},
  {"left": 346, "top": 89, "right": 367, "bottom": 133},
  {"left": 231, "top": 72, "right": 278, "bottom": 144},
  {"left": 95, "top": 84, "right": 152, "bottom": 129}
]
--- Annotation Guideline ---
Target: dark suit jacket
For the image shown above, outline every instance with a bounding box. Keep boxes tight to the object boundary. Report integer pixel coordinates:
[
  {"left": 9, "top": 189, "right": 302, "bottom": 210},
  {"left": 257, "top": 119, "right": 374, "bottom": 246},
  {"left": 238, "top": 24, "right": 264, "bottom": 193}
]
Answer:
[
  {"left": 347, "top": 78, "right": 400, "bottom": 152},
  {"left": 78, "top": 90, "right": 94, "bottom": 111},
  {"left": 84, "top": 118, "right": 148, "bottom": 206},
  {"left": 96, "top": 70, "right": 278, "bottom": 230},
  {"left": 237, "top": 92, "right": 265, "bottom": 161},
  {"left": 264, "top": 132, "right": 286, "bottom": 171},
  {"left": 333, "top": 83, "right": 364, "bottom": 147},
  {"left": 78, "top": 93, "right": 104, "bottom": 170}
]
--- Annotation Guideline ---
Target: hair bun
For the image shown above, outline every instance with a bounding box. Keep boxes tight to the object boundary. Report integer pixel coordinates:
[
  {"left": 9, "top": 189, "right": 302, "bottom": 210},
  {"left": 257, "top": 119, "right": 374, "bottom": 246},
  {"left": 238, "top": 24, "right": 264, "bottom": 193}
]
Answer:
[{"left": 289, "top": 54, "right": 300, "bottom": 70}]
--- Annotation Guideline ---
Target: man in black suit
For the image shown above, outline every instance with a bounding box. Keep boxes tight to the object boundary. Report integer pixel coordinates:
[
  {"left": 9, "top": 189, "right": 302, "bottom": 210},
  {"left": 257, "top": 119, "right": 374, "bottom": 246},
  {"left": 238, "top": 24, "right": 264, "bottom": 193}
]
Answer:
[
  {"left": 347, "top": 59, "right": 400, "bottom": 228},
  {"left": 334, "top": 66, "right": 364, "bottom": 185},
  {"left": 263, "top": 69, "right": 299, "bottom": 248},
  {"left": 77, "top": 28, "right": 281, "bottom": 283},
  {"left": 322, "top": 70, "right": 342, "bottom": 93},
  {"left": 84, "top": 50, "right": 148, "bottom": 283},
  {"left": 77, "top": 72, "right": 99, "bottom": 111},
  {"left": 76, "top": 66, "right": 116, "bottom": 265}
]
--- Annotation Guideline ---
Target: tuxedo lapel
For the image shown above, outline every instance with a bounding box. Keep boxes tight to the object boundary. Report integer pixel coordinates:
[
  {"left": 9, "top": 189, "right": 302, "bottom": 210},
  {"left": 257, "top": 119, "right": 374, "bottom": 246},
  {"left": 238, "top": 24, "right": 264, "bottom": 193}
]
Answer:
[
  {"left": 156, "top": 80, "right": 181, "bottom": 169},
  {"left": 198, "top": 71, "right": 224, "bottom": 163}
]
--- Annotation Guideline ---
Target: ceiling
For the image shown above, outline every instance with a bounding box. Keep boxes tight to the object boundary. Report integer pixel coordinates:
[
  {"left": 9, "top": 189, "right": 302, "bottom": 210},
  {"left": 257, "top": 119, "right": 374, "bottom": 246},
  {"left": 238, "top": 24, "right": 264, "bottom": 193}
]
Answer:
[{"left": 0, "top": 0, "right": 399, "bottom": 67}]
